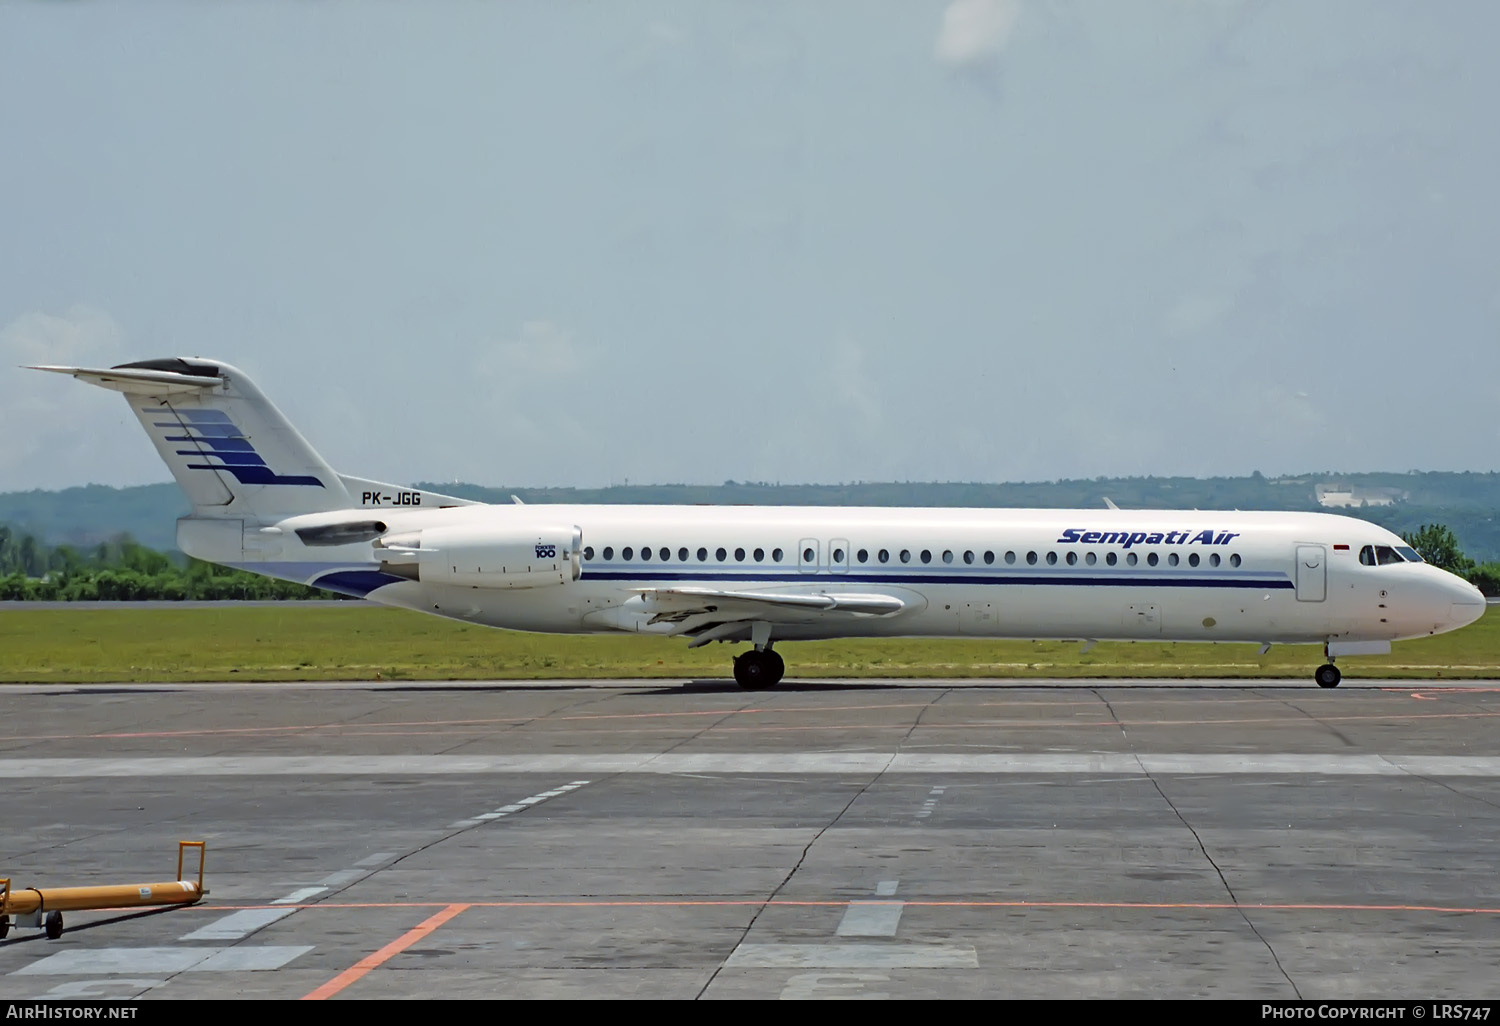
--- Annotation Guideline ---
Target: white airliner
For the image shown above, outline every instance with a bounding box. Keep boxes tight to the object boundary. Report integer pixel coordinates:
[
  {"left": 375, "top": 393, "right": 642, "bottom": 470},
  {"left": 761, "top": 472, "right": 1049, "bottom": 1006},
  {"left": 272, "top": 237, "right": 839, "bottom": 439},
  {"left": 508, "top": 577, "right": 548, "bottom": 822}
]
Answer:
[{"left": 32, "top": 357, "right": 1487, "bottom": 689}]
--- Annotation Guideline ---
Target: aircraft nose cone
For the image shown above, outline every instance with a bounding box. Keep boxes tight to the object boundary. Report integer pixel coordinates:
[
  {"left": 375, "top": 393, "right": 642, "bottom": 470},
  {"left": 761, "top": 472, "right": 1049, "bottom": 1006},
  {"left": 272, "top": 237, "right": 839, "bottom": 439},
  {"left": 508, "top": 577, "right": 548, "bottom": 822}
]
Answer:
[{"left": 1448, "top": 580, "right": 1487, "bottom": 628}]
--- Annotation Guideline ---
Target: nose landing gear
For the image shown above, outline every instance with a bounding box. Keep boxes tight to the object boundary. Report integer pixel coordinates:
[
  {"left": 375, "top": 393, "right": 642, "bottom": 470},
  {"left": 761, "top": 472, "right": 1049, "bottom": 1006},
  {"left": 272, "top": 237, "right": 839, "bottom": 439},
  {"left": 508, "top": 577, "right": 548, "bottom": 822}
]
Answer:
[{"left": 1315, "top": 662, "right": 1342, "bottom": 688}]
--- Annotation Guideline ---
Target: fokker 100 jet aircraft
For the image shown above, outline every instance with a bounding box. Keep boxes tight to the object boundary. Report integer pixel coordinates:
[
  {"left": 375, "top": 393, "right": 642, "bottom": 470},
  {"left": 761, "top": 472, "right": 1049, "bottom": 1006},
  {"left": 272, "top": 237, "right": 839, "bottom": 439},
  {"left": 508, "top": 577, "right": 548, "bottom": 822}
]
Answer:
[{"left": 33, "top": 358, "right": 1487, "bottom": 689}]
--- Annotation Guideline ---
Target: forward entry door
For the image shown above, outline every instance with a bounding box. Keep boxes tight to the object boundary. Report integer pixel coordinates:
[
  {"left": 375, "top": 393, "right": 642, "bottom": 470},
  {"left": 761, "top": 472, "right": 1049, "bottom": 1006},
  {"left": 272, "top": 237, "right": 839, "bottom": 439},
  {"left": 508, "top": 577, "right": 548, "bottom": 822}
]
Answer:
[{"left": 1295, "top": 544, "right": 1327, "bottom": 602}]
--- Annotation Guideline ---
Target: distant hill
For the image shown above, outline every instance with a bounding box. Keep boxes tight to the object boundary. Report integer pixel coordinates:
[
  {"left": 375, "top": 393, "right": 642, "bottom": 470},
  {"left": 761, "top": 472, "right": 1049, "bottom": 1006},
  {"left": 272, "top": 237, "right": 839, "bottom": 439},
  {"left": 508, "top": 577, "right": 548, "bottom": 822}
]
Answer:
[
  {"left": 0, "top": 483, "right": 188, "bottom": 554},
  {"left": 3, "top": 472, "right": 1498, "bottom": 562}
]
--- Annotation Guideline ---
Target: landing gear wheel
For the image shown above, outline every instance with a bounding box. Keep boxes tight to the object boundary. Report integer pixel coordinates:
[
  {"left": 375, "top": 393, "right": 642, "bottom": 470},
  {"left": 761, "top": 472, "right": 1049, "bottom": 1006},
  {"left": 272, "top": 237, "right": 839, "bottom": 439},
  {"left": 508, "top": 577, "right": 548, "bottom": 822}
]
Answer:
[
  {"left": 43, "top": 911, "right": 63, "bottom": 940},
  {"left": 0, "top": 915, "right": 10, "bottom": 939},
  {"left": 1315, "top": 663, "right": 1342, "bottom": 689},
  {"left": 733, "top": 649, "right": 785, "bottom": 690}
]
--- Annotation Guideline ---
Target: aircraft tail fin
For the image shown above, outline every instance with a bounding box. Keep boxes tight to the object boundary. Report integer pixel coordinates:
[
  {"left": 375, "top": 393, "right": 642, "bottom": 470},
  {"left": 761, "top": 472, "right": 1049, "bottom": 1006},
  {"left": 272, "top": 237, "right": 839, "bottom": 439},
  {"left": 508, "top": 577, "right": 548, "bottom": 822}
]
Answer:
[{"left": 29, "top": 357, "right": 471, "bottom": 519}]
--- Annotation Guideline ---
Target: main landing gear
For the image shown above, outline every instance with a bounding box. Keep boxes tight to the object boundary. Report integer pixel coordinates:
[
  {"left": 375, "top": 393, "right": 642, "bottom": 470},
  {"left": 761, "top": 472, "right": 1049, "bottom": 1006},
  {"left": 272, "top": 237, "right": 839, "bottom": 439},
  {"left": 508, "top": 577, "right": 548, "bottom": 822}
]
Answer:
[
  {"left": 733, "top": 647, "right": 785, "bottom": 690},
  {"left": 1315, "top": 662, "right": 1342, "bottom": 689}
]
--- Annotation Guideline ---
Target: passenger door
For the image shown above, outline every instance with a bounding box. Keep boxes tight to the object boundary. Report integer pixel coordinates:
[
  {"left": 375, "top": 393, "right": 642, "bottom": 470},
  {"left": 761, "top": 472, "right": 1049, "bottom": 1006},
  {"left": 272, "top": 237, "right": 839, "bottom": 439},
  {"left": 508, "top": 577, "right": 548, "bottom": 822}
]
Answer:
[{"left": 1295, "top": 544, "right": 1327, "bottom": 602}]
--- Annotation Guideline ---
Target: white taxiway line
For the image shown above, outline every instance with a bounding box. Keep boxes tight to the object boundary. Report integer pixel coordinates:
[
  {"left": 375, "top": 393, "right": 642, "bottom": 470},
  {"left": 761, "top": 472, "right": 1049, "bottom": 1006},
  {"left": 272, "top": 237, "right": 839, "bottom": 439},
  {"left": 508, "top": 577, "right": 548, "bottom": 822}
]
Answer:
[
  {"left": 451, "top": 779, "right": 591, "bottom": 830},
  {"left": 9, "top": 755, "right": 1500, "bottom": 776},
  {"left": 179, "top": 908, "right": 295, "bottom": 941},
  {"left": 725, "top": 944, "right": 977, "bottom": 969},
  {"left": 836, "top": 902, "right": 905, "bottom": 937},
  {"left": 15, "top": 946, "right": 312, "bottom": 975}
]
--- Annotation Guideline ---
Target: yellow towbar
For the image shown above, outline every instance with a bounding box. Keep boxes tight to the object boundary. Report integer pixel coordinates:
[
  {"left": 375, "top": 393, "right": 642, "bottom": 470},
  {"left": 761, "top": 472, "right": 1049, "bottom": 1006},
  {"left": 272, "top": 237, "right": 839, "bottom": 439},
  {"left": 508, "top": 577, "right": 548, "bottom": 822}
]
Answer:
[{"left": 1, "top": 841, "right": 207, "bottom": 940}]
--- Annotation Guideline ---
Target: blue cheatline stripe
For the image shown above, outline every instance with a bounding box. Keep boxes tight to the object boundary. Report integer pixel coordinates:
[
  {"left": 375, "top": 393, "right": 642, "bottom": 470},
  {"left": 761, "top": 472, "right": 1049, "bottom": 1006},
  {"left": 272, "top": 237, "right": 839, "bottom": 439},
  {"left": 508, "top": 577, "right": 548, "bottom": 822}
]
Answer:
[
  {"left": 228, "top": 561, "right": 376, "bottom": 576},
  {"left": 229, "top": 560, "right": 1294, "bottom": 597},
  {"left": 310, "top": 570, "right": 409, "bottom": 598},
  {"left": 579, "top": 570, "right": 1294, "bottom": 589}
]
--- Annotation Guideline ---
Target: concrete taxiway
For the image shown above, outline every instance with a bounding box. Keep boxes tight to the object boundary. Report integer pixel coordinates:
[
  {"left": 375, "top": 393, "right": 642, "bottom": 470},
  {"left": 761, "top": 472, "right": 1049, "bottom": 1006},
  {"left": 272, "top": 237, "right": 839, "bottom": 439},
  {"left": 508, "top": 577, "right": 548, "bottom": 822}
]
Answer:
[{"left": 1, "top": 677, "right": 1499, "bottom": 999}]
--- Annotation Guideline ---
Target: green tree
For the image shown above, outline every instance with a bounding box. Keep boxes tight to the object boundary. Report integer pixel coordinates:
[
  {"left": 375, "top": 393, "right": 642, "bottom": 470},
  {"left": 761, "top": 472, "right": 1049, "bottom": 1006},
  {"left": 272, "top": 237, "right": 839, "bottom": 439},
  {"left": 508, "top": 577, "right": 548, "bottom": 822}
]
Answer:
[
  {"left": 1402, "top": 523, "right": 1477, "bottom": 576},
  {"left": 1469, "top": 563, "right": 1500, "bottom": 598}
]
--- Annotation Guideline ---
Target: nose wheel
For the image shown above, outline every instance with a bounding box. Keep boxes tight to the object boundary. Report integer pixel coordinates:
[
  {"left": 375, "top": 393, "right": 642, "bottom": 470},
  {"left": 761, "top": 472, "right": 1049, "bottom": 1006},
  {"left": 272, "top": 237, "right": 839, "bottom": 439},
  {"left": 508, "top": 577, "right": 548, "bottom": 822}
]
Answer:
[
  {"left": 733, "top": 648, "right": 785, "bottom": 690},
  {"left": 1315, "top": 663, "right": 1342, "bottom": 688}
]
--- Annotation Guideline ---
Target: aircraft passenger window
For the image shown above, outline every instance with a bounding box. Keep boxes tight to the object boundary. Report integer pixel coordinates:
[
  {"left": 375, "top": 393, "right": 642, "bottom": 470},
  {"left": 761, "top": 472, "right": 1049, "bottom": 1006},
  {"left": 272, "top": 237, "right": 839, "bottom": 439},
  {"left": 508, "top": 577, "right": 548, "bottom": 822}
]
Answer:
[
  {"left": 857, "top": 549, "right": 868, "bottom": 563},
  {"left": 1126, "top": 552, "right": 1138, "bottom": 566},
  {"left": 1208, "top": 553, "right": 1220, "bottom": 567},
  {"left": 1376, "top": 545, "right": 1404, "bottom": 565},
  {"left": 987, "top": 551, "right": 999, "bottom": 565},
  {"left": 716, "top": 547, "right": 727, "bottom": 561},
  {"left": 1359, "top": 545, "right": 1376, "bottom": 566},
  {"left": 1167, "top": 553, "right": 1179, "bottom": 567},
  {"left": 697, "top": 547, "right": 708, "bottom": 561},
  {"left": 943, "top": 550, "right": 954, "bottom": 564},
  {"left": 1045, "top": 552, "right": 1057, "bottom": 565},
  {"left": 1085, "top": 552, "right": 1097, "bottom": 566},
  {"left": 1188, "top": 553, "right": 1200, "bottom": 567},
  {"left": 678, "top": 547, "right": 689, "bottom": 561},
  {"left": 1106, "top": 552, "right": 1117, "bottom": 566},
  {"left": 1065, "top": 552, "right": 1077, "bottom": 566},
  {"left": 878, "top": 549, "right": 889, "bottom": 563},
  {"left": 920, "top": 550, "right": 932, "bottom": 564},
  {"left": 754, "top": 547, "right": 764, "bottom": 561},
  {"left": 622, "top": 547, "right": 633, "bottom": 560},
  {"left": 1001, "top": 551, "right": 1013, "bottom": 564},
  {"left": 584, "top": 546, "right": 595, "bottom": 560},
  {"left": 1394, "top": 545, "right": 1423, "bottom": 563},
  {"left": 804, "top": 547, "right": 816, "bottom": 562},
  {"left": 833, "top": 548, "right": 845, "bottom": 563},
  {"left": 963, "top": 551, "right": 974, "bottom": 564},
  {"left": 660, "top": 547, "right": 670, "bottom": 561},
  {"left": 735, "top": 548, "right": 746, "bottom": 561},
  {"left": 900, "top": 550, "right": 912, "bottom": 563},
  {"left": 1229, "top": 553, "right": 1241, "bottom": 567},
  {"left": 602, "top": 547, "right": 613, "bottom": 560},
  {"left": 773, "top": 548, "right": 784, "bottom": 562},
  {"left": 1146, "top": 553, "right": 1158, "bottom": 566},
  {"left": 1026, "top": 551, "right": 1038, "bottom": 565},
  {"left": 640, "top": 547, "right": 652, "bottom": 561}
]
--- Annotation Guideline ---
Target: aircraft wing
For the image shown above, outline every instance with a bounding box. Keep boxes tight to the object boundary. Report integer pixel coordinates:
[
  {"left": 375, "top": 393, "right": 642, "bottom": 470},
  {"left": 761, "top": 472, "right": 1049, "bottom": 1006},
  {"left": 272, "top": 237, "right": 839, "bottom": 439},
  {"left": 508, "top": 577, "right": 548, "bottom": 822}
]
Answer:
[
  {"left": 638, "top": 586, "right": 908, "bottom": 617},
  {"left": 625, "top": 585, "right": 914, "bottom": 647}
]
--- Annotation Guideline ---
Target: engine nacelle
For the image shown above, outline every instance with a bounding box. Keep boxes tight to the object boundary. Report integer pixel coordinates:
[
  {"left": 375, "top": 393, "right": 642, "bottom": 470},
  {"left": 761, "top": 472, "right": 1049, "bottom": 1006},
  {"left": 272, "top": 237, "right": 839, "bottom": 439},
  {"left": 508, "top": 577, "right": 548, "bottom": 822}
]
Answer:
[{"left": 378, "top": 524, "right": 582, "bottom": 589}]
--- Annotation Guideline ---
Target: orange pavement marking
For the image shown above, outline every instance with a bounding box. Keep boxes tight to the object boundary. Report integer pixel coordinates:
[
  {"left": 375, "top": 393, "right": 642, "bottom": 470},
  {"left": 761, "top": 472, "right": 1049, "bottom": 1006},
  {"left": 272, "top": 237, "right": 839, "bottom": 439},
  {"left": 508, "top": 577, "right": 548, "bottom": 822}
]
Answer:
[{"left": 302, "top": 902, "right": 469, "bottom": 1000}]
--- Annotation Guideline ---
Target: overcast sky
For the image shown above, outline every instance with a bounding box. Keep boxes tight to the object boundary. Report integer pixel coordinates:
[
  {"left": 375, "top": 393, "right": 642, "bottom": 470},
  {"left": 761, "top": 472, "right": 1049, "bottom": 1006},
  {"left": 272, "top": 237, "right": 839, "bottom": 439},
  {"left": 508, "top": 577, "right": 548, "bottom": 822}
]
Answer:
[{"left": 3, "top": 0, "right": 1497, "bottom": 493}]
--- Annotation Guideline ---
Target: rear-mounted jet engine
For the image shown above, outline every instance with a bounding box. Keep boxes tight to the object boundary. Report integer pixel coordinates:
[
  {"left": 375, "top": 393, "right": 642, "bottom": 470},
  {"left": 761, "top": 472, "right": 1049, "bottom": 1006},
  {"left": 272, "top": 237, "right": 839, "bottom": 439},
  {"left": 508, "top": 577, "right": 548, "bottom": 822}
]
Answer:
[{"left": 376, "top": 524, "right": 582, "bottom": 589}]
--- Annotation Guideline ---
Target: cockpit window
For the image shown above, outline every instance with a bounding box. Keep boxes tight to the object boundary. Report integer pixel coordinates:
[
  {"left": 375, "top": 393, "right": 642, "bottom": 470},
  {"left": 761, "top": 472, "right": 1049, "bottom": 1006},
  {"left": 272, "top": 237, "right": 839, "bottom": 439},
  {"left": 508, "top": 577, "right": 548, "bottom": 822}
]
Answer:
[
  {"left": 1361, "top": 544, "right": 1421, "bottom": 566},
  {"left": 1376, "top": 545, "right": 1405, "bottom": 565}
]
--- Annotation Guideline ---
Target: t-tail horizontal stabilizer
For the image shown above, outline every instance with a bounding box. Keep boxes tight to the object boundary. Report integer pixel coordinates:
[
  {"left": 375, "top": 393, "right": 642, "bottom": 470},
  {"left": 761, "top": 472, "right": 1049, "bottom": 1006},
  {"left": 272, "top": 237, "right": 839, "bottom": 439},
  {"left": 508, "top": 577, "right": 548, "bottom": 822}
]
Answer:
[{"left": 30, "top": 357, "right": 472, "bottom": 519}]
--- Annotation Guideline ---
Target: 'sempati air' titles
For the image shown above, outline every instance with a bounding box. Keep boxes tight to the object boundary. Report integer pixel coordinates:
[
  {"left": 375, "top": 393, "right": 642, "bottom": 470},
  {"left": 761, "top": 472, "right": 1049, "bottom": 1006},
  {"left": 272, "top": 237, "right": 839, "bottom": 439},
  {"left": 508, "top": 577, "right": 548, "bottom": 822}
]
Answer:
[{"left": 1056, "top": 529, "right": 1241, "bottom": 549}]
